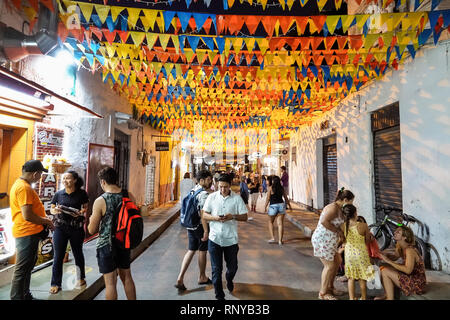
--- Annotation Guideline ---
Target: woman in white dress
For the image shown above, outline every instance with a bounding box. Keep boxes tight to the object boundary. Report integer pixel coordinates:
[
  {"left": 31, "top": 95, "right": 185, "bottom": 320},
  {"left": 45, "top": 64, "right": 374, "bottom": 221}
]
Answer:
[{"left": 311, "top": 188, "right": 355, "bottom": 300}]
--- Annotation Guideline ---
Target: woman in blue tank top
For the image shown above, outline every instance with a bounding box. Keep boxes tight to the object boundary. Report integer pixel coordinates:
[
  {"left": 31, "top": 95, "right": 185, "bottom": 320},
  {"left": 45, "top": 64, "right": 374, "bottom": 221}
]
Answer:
[{"left": 264, "top": 175, "right": 291, "bottom": 246}]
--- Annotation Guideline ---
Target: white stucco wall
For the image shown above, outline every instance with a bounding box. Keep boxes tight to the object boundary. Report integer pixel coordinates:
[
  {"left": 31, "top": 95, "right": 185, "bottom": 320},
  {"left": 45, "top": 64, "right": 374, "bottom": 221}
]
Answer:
[
  {"left": 290, "top": 40, "right": 450, "bottom": 273},
  {"left": 19, "top": 55, "right": 161, "bottom": 207}
]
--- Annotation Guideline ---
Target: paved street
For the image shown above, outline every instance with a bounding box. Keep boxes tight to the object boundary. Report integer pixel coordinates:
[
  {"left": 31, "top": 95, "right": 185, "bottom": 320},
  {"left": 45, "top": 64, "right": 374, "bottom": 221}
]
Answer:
[{"left": 95, "top": 209, "right": 328, "bottom": 300}]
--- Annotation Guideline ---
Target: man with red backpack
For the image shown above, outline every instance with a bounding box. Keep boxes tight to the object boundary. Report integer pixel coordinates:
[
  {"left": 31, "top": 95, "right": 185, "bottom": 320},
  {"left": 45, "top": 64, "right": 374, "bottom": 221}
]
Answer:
[{"left": 88, "top": 167, "right": 137, "bottom": 300}]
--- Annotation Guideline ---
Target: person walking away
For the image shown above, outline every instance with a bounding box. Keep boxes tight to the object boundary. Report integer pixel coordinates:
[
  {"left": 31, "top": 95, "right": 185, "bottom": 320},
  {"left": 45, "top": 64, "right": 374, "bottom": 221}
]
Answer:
[
  {"left": 9, "top": 160, "right": 54, "bottom": 300},
  {"left": 280, "top": 166, "right": 289, "bottom": 199},
  {"left": 202, "top": 173, "right": 248, "bottom": 300},
  {"left": 264, "top": 175, "right": 292, "bottom": 246},
  {"left": 49, "top": 170, "right": 89, "bottom": 294},
  {"left": 175, "top": 170, "right": 213, "bottom": 291},
  {"left": 311, "top": 188, "right": 355, "bottom": 300},
  {"left": 340, "top": 204, "right": 375, "bottom": 300},
  {"left": 88, "top": 167, "right": 136, "bottom": 300},
  {"left": 247, "top": 176, "right": 260, "bottom": 220},
  {"left": 376, "top": 226, "right": 426, "bottom": 300},
  {"left": 239, "top": 176, "right": 249, "bottom": 211},
  {"left": 179, "top": 172, "right": 196, "bottom": 201}
]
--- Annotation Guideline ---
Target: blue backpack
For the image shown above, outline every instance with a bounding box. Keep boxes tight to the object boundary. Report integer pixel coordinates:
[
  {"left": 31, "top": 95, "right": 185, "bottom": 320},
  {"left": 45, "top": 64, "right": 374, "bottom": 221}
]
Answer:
[{"left": 180, "top": 188, "right": 204, "bottom": 230}]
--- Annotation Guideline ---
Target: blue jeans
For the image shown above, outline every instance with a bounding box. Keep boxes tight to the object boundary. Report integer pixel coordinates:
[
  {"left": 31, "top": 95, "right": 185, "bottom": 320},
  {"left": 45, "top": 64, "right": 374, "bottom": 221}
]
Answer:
[
  {"left": 51, "top": 225, "right": 86, "bottom": 287},
  {"left": 10, "top": 233, "right": 40, "bottom": 300},
  {"left": 208, "top": 240, "right": 239, "bottom": 300}
]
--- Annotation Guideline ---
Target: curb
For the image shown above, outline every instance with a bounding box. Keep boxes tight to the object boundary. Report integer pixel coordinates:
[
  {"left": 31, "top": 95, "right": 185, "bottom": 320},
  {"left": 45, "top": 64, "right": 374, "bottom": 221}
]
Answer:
[
  {"left": 286, "top": 214, "right": 314, "bottom": 238},
  {"left": 73, "top": 207, "right": 180, "bottom": 300}
]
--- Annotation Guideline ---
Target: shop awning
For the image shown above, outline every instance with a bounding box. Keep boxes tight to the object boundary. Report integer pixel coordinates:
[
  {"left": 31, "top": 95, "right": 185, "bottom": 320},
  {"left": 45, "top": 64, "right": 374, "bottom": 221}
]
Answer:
[{"left": 0, "top": 65, "right": 103, "bottom": 120}]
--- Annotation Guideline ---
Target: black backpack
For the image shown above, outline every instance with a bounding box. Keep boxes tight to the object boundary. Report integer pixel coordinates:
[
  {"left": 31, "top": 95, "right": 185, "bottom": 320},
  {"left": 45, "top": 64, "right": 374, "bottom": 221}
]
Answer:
[
  {"left": 112, "top": 197, "right": 143, "bottom": 249},
  {"left": 180, "top": 188, "right": 204, "bottom": 230}
]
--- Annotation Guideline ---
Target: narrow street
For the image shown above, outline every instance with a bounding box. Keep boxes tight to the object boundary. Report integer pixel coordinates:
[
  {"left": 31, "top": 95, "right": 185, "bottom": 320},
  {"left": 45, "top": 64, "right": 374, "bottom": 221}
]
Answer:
[{"left": 95, "top": 208, "right": 325, "bottom": 300}]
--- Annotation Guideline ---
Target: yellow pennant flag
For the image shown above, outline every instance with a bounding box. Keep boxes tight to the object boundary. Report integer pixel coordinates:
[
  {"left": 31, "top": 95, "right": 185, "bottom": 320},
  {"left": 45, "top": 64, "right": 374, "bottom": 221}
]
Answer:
[
  {"left": 110, "top": 6, "right": 125, "bottom": 22},
  {"left": 106, "top": 45, "right": 116, "bottom": 58},
  {"left": 130, "top": 32, "right": 145, "bottom": 46},
  {"left": 260, "top": 0, "right": 268, "bottom": 10},
  {"left": 77, "top": 2, "right": 94, "bottom": 23},
  {"left": 255, "top": 38, "right": 269, "bottom": 56},
  {"left": 127, "top": 8, "right": 141, "bottom": 29},
  {"left": 326, "top": 15, "right": 341, "bottom": 35},
  {"left": 155, "top": 12, "right": 164, "bottom": 33},
  {"left": 146, "top": 33, "right": 158, "bottom": 50},
  {"left": 277, "top": 0, "right": 286, "bottom": 10},
  {"left": 244, "top": 37, "right": 256, "bottom": 53},
  {"left": 196, "top": 50, "right": 206, "bottom": 64},
  {"left": 287, "top": 0, "right": 295, "bottom": 10},
  {"left": 132, "top": 60, "right": 142, "bottom": 72},
  {"left": 341, "top": 15, "right": 355, "bottom": 33},
  {"left": 317, "top": 0, "right": 328, "bottom": 11},
  {"left": 94, "top": 4, "right": 110, "bottom": 24},
  {"left": 184, "top": 49, "right": 195, "bottom": 63},
  {"left": 356, "top": 14, "right": 370, "bottom": 30},
  {"left": 171, "top": 35, "right": 180, "bottom": 54},
  {"left": 232, "top": 38, "right": 244, "bottom": 56},
  {"left": 159, "top": 34, "right": 171, "bottom": 51},
  {"left": 141, "top": 9, "right": 158, "bottom": 32}
]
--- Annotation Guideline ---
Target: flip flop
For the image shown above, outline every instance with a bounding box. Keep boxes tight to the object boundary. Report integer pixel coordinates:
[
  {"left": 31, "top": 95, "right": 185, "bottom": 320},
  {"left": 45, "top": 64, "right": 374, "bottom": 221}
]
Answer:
[
  {"left": 267, "top": 239, "right": 276, "bottom": 244},
  {"left": 318, "top": 292, "right": 337, "bottom": 300},
  {"left": 174, "top": 283, "right": 187, "bottom": 291},
  {"left": 198, "top": 278, "right": 212, "bottom": 285}
]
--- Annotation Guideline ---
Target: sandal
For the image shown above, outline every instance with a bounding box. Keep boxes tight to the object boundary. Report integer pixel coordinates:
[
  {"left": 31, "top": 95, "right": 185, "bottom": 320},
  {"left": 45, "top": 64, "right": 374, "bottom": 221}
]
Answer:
[
  {"left": 267, "top": 239, "right": 276, "bottom": 244},
  {"left": 49, "top": 286, "right": 61, "bottom": 294},
  {"left": 318, "top": 292, "right": 337, "bottom": 300},
  {"left": 75, "top": 279, "right": 86, "bottom": 289},
  {"left": 174, "top": 283, "right": 187, "bottom": 291},
  {"left": 374, "top": 294, "right": 386, "bottom": 300}
]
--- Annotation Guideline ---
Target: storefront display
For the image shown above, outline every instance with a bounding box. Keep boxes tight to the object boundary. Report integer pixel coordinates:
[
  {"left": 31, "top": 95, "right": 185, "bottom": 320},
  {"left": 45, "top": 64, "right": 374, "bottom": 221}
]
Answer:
[{"left": 0, "top": 208, "right": 15, "bottom": 264}]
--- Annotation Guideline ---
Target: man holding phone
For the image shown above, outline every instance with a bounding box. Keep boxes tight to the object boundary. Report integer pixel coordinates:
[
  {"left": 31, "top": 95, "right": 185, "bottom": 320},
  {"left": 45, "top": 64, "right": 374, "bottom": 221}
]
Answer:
[{"left": 202, "top": 173, "right": 248, "bottom": 300}]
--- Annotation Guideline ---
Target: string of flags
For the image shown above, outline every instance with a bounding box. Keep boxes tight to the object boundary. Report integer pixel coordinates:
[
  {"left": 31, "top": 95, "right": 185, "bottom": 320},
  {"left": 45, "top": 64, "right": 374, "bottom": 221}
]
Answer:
[{"left": 4, "top": 0, "right": 449, "bottom": 138}]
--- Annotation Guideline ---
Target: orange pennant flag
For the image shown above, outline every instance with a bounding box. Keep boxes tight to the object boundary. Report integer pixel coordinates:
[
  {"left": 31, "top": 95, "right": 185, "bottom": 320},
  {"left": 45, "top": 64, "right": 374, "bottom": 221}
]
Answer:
[
  {"left": 245, "top": 16, "right": 261, "bottom": 35},
  {"left": 295, "top": 17, "right": 309, "bottom": 35},
  {"left": 261, "top": 16, "right": 277, "bottom": 37}
]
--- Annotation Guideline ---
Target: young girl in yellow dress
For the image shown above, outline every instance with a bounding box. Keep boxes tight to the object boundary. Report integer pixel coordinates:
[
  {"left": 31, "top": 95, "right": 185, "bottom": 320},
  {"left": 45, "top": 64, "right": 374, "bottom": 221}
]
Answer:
[{"left": 341, "top": 204, "right": 375, "bottom": 300}]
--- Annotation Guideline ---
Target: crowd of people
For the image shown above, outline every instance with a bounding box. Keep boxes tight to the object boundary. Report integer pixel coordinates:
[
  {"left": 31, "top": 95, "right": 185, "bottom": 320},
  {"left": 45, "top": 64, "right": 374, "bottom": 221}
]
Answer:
[{"left": 8, "top": 159, "right": 426, "bottom": 300}]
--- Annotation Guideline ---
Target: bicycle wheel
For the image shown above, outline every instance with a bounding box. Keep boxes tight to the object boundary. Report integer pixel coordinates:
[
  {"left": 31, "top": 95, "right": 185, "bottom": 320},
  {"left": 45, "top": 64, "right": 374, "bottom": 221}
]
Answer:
[
  {"left": 426, "top": 243, "right": 442, "bottom": 271},
  {"left": 369, "top": 224, "right": 390, "bottom": 251},
  {"left": 414, "top": 236, "right": 427, "bottom": 260}
]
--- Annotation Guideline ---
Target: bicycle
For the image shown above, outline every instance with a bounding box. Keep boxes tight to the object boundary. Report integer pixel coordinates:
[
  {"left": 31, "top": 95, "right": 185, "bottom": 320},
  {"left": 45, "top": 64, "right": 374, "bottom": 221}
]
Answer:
[{"left": 368, "top": 206, "right": 427, "bottom": 260}]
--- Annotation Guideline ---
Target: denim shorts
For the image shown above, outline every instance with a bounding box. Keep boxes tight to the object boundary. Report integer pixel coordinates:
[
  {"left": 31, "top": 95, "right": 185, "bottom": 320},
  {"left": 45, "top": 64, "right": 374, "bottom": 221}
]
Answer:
[
  {"left": 96, "top": 243, "right": 131, "bottom": 274},
  {"left": 188, "top": 226, "right": 208, "bottom": 251},
  {"left": 268, "top": 203, "right": 286, "bottom": 216}
]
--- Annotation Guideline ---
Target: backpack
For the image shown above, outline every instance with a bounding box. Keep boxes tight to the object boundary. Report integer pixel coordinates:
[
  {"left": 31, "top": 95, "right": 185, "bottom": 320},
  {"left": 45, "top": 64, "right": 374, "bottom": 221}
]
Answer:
[
  {"left": 180, "top": 188, "right": 204, "bottom": 230},
  {"left": 112, "top": 197, "right": 144, "bottom": 250}
]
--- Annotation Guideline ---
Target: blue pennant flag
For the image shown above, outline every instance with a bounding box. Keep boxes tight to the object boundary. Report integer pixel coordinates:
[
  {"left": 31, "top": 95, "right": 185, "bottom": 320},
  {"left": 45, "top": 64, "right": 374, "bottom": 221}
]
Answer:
[
  {"left": 185, "top": 0, "right": 192, "bottom": 8},
  {"left": 162, "top": 11, "right": 176, "bottom": 32},
  {"left": 406, "top": 45, "right": 416, "bottom": 59},
  {"left": 193, "top": 13, "right": 210, "bottom": 32},
  {"left": 177, "top": 12, "right": 191, "bottom": 32},
  {"left": 187, "top": 36, "right": 201, "bottom": 53},
  {"left": 202, "top": 37, "right": 215, "bottom": 51},
  {"left": 120, "top": 15, "right": 128, "bottom": 31},
  {"left": 309, "top": 65, "right": 318, "bottom": 78},
  {"left": 223, "top": 0, "right": 228, "bottom": 10},
  {"left": 106, "top": 16, "right": 117, "bottom": 33},
  {"left": 90, "top": 14, "right": 103, "bottom": 28},
  {"left": 215, "top": 37, "right": 225, "bottom": 54}
]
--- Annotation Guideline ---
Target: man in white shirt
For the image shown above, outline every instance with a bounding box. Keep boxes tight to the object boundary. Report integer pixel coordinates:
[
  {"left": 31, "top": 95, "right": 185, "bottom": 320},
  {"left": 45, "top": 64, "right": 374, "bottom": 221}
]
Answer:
[
  {"left": 202, "top": 173, "right": 248, "bottom": 300},
  {"left": 175, "top": 170, "right": 213, "bottom": 291},
  {"left": 179, "top": 172, "right": 196, "bottom": 201}
]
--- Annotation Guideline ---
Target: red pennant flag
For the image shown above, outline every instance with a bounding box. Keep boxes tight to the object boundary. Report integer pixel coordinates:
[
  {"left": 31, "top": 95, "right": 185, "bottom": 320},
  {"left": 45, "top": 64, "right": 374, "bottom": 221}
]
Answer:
[
  {"left": 312, "top": 37, "right": 324, "bottom": 50},
  {"left": 286, "top": 38, "right": 301, "bottom": 50},
  {"left": 203, "top": 18, "right": 213, "bottom": 34},
  {"left": 245, "top": 16, "right": 260, "bottom": 35},
  {"left": 349, "top": 35, "right": 363, "bottom": 51},
  {"left": 57, "top": 22, "right": 69, "bottom": 43},
  {"left": 278, "top": 16, "right": 293, "bottom": 35},
  {"left": 295, "top": 17, "right": 309, "bottom": 35},
  {"left": 11, "top": 0, "right": 22, "bottom": 11},
  {"left": 103, "top": 29, "right": 116, "bottom": 45},
  {"left": 310, "top": 15, "right": 327, "bottom": 34},
  {"left": 261, "top": 16, "right": 277, "bottom": 37},
  {"left": 40, "top": 0, "right": 55, "bottom": 11},
  {"left": 337, "top": 36, "right": 348, "bottom": 49}
]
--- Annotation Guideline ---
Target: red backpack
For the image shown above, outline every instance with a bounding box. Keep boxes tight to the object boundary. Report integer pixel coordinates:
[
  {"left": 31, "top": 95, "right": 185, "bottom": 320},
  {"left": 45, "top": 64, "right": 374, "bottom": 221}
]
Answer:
[{"left": 113, "top": 197, "right": 143, "bottom": 250}]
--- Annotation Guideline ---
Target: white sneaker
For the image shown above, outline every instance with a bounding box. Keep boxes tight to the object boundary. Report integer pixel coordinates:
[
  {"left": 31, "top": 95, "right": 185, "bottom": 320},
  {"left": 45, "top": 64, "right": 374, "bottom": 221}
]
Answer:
[{"left": 247, "top": 217, "right": 254, "bottom": 221}]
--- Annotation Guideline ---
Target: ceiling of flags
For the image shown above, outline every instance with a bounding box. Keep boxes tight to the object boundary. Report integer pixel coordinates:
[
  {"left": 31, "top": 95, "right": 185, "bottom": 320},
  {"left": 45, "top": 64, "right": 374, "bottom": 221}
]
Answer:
[{"left": 5, "top": 0, "right": 450, "bottom": 141}]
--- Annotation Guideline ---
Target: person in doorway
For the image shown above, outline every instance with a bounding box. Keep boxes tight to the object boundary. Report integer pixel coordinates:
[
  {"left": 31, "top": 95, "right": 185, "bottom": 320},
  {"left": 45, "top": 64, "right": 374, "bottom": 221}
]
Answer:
[
  {"left": 49, "top": 170, "right": 89, "bottom": 294},
  {"left": 88, "top": 167, "right": 136, "bottom": 300},
  {"left": 375, "top": 226, "right": 426, "bottom": 300},
  {"left": 179, "top": 172, "right": 196, "bottom": 201},
  {"left": 311, "top": 188, "right": 355, "bottom": 300},
  {"left": 280, "top": 166, "right": 289, "bottom": 199},
  {"left": 175, "top": 170, "right": 213, "bottom": 291},
  {"left": 341, "top": 204, "right": 374, "bottom": 300},
  {"left": 202, "top": 173, "right": 248, "bottom": 300},
  {"left": 247, "top": 176, "right": 260, "bottom": 220},
  {"left": 264, "top": 175, "right": 291, "bottom": 246},
  {"left": 9, "top": 160, "right": 54, "bottom": 300}
]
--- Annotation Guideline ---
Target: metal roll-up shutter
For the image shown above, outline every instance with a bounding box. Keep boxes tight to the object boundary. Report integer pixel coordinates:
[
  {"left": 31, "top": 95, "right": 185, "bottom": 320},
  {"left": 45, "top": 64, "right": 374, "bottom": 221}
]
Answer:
[
  {"left": 372, "top": 103, "right": 402, "bottom": 221},
  {"left": 323, "top": 135, "right": 337, "bottom": 206}
]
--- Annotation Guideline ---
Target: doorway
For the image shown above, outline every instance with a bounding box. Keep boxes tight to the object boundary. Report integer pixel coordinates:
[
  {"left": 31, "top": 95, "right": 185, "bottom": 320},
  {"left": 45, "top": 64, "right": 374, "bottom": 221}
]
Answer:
[
  {"left": 323, "top": 134, "right": 337, "bottom": 207},
  {"left": 114, "top": 129, "right": 130, "bottom": 191}
]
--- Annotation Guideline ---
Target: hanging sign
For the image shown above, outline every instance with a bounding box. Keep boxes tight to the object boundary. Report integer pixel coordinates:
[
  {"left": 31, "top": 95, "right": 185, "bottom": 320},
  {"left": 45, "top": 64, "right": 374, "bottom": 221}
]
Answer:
[{"left": 155, "top": 141, "right": 170, "bottom": 151}]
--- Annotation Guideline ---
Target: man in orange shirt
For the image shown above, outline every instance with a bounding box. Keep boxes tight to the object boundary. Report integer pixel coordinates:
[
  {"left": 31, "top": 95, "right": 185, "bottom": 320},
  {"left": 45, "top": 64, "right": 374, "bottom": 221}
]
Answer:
[{"left": 9, "top": 160, "right": 54, "bottom": 300}]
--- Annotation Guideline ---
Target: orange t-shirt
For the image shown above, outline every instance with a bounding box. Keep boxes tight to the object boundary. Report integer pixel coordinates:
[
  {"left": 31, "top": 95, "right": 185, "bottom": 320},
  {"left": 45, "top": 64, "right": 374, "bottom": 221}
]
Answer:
[{"left": 9, "top": 178, "right": 45, "bottom": 238}]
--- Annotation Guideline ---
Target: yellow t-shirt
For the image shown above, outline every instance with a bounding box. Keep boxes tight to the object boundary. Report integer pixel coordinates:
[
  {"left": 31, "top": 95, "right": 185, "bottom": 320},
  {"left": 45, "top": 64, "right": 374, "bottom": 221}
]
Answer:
[{"left": 9, "top": 178, "right": 45, "bottom": 238}]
